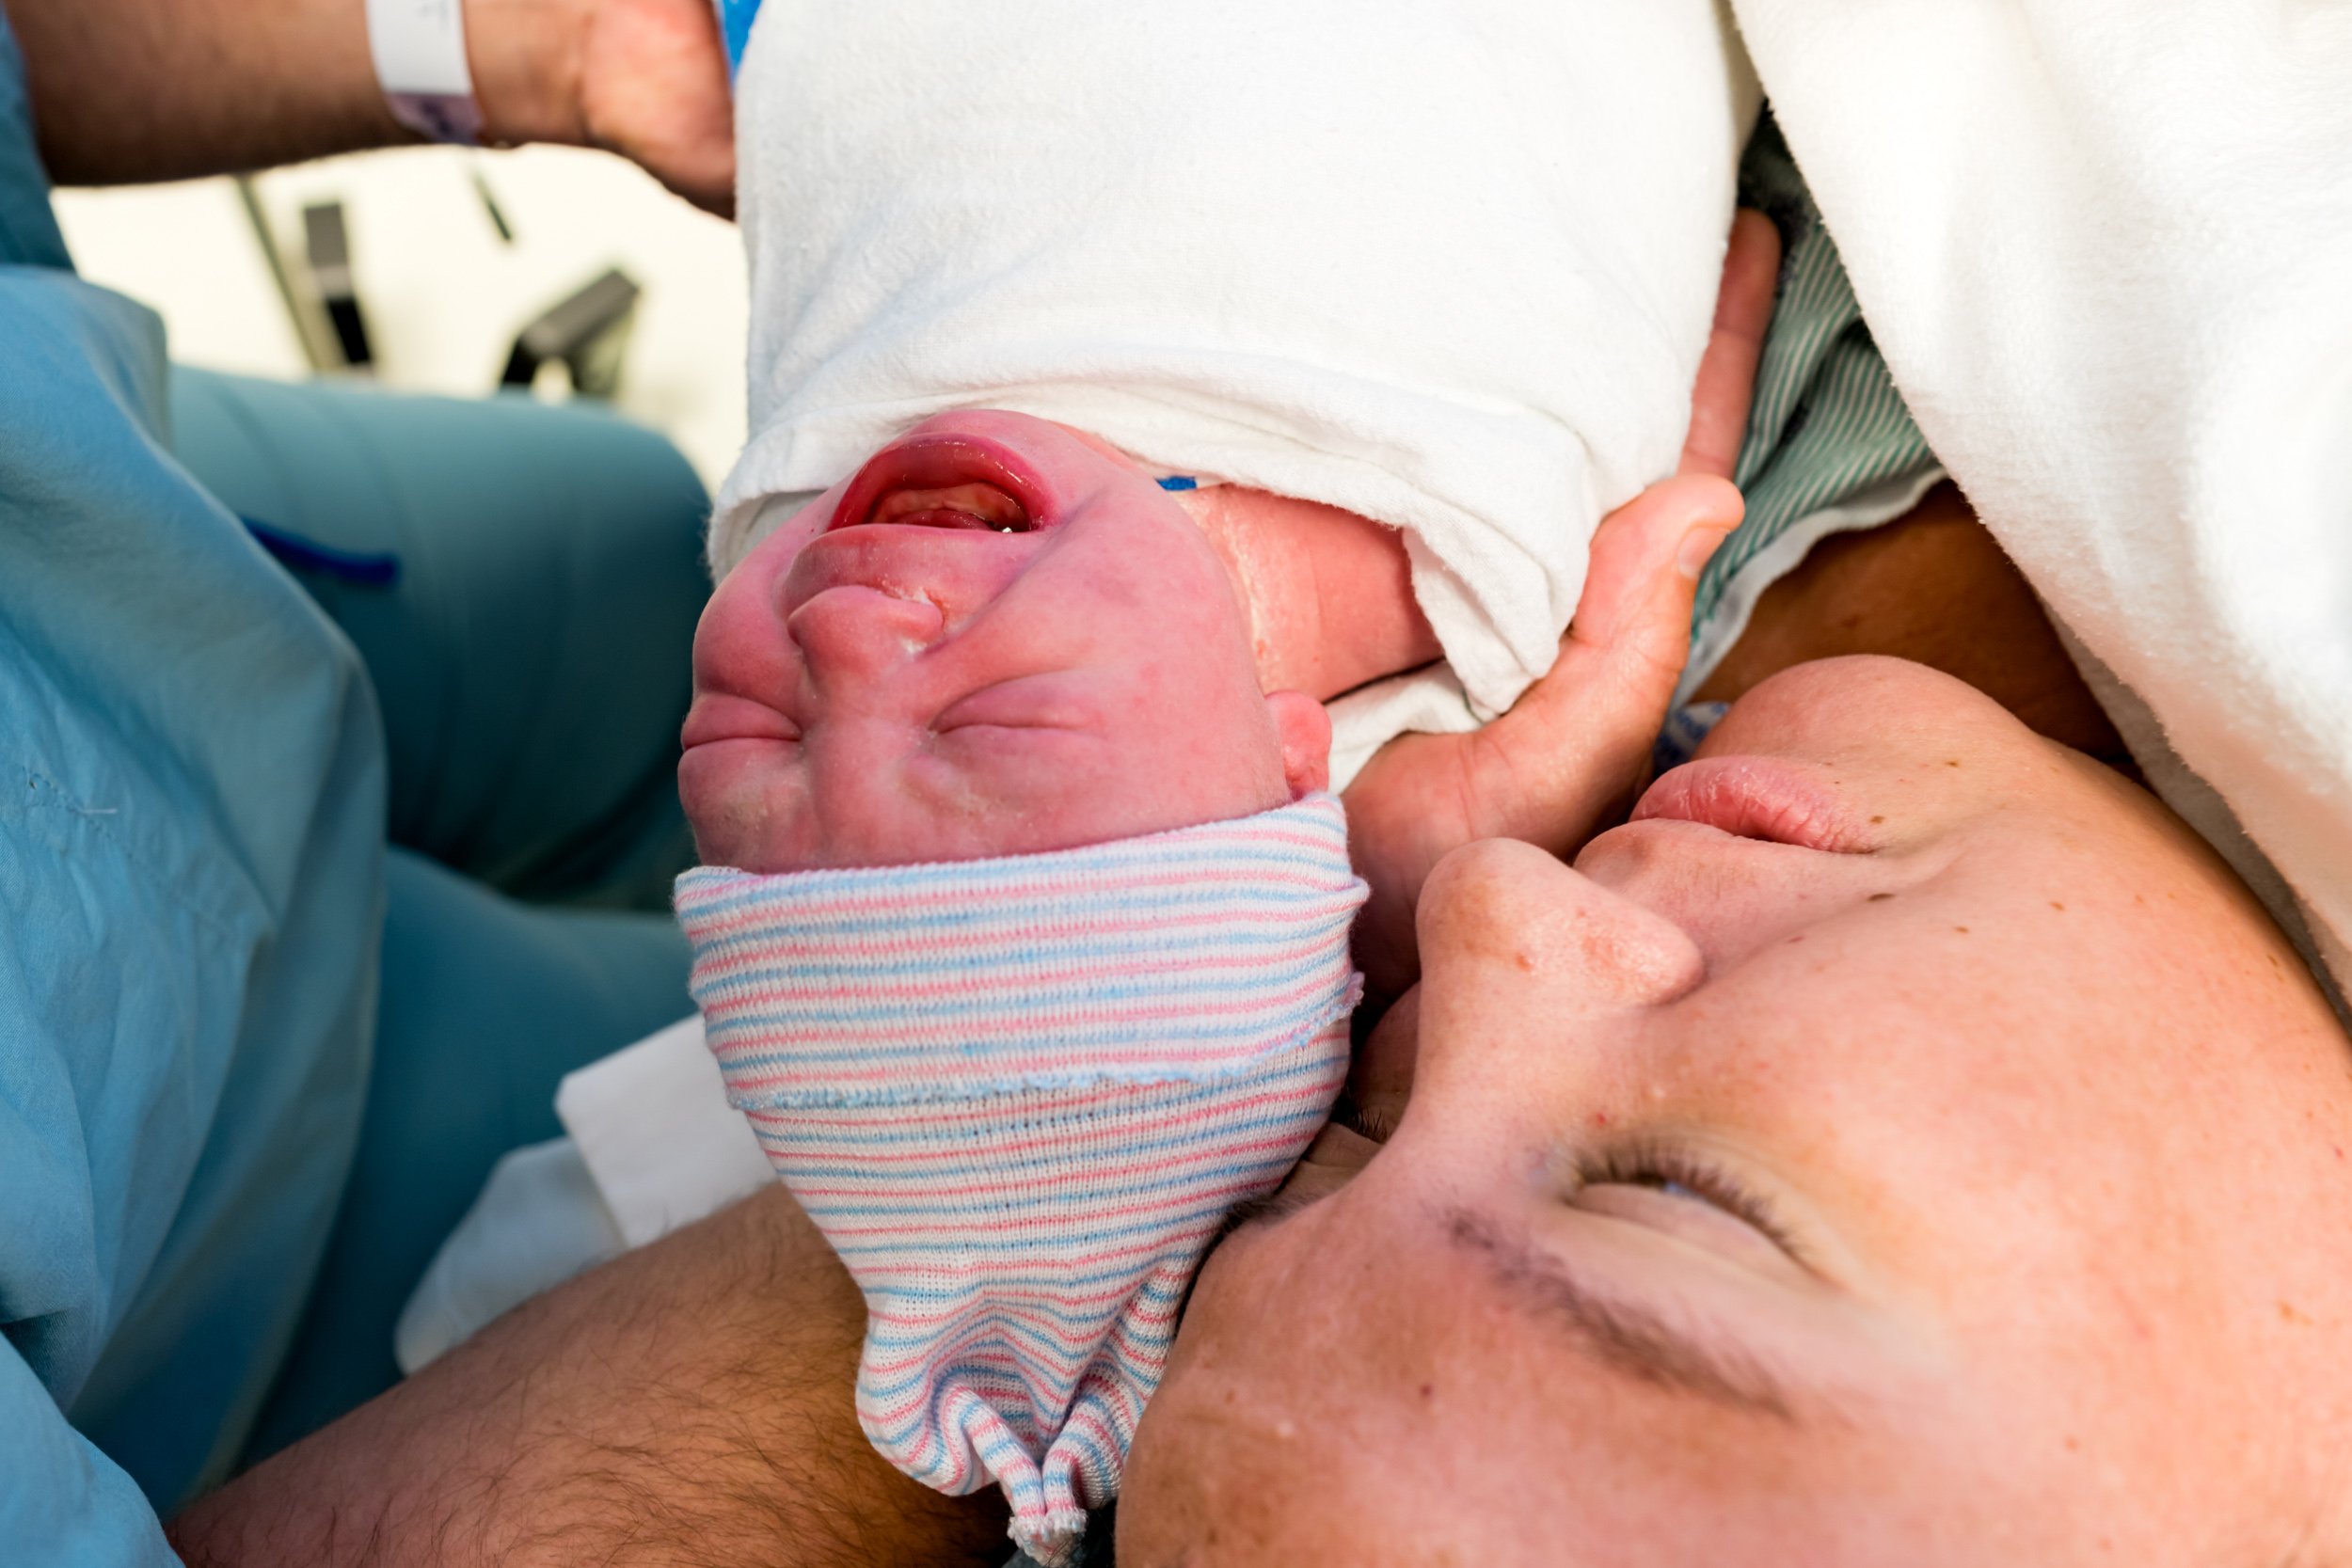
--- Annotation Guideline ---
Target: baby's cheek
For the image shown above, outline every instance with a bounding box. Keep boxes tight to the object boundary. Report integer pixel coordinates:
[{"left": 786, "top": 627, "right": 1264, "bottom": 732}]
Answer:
[
  {"left": 693, "top": 557, "right": 806, "bottom": 699},
  {"left": 726, "top": 487, "right": 844, "bottom": 575}
]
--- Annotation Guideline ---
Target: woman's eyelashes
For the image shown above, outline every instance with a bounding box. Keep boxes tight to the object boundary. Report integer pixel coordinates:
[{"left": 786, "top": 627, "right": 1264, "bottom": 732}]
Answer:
[
  {"left": 1330, "top": 1091, "right": 1400, "bottom": 1144},
  {"left": 1570, "top": 1141, "right": 1811, "bottom": 1270}
]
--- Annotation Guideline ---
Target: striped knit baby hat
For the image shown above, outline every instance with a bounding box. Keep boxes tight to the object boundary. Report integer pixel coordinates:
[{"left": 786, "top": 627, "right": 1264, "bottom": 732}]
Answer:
[{"left": 675, "top": 792, "right": 1366, "bottom": 1566}]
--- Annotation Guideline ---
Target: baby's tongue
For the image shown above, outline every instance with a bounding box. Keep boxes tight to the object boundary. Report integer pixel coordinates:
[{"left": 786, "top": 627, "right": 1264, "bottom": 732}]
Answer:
[
  {"left": 891, "top": 507, "right": 995, "bottom": 530},
  {"left": 862, "top": 479, "right": 1031, "bottom": 532}
]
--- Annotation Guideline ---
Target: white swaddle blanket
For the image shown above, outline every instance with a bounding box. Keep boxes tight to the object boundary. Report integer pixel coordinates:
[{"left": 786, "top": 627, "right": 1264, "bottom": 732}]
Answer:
[
  {"left": 1732, "top": 1, "right": 2352, "bottom": 1006},
  {"left": 715, "top": 0, "right": 1757, "bottom": 781}
]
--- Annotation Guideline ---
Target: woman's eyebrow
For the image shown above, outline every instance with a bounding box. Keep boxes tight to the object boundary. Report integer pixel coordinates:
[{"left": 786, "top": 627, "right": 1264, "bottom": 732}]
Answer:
[{"left": 1442, "top": 1206, "right": 1805, "bottom": 1426}]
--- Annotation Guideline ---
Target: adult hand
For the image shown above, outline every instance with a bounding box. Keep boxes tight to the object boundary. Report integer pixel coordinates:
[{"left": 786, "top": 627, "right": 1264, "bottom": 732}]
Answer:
[
  {"left": 1342, "top": 210, "right": 1782, "bottom": 1006},
  {"left": 473, "top": 0, "right": 738, "bottom": 215}
]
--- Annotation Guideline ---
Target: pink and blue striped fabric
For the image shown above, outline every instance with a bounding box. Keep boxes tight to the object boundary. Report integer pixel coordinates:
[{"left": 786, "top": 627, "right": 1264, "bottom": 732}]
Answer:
[{"left": 676, "top": 793, "right": 1365, "bottom": 1566}]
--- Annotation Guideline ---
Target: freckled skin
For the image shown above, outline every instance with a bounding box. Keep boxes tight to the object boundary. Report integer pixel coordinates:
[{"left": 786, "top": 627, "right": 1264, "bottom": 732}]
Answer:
[{"left": 1120, "top": 657, "right": 2352, "bottom": 1567}]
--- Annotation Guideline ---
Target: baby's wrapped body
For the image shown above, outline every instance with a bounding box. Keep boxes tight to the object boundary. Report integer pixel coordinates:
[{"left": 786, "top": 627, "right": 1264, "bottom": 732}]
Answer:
[
  {"left": 718, "top": 0, "right": 1757, "bottom": 774},
  {"left": 677, "top": 412, "right": 1370, "bottom": 1561},
  {"left": 696, "top": 2, "right": 1753, "bottom": 1549}
]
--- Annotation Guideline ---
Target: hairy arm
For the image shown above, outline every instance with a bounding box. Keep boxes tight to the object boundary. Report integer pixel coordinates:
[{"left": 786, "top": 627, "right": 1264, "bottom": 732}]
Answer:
[
  {"left": 168, "top": 1184, "right": 1008, "bottom": 1568},
  {"left": 12, "top": 0, "right": 732, "bottom": 210}
]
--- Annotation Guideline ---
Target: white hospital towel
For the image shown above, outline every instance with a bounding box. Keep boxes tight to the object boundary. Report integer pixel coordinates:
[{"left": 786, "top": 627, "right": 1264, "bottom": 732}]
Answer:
[
  {"left": 716, "top": 0, "right": 1757, "bottom": 768},
  {"left": 392, "top": 1018, "right": 774, "bottom": 1371},
  {"left": 1734, "top": 0, "right": 2352, "bottom": 1006}
]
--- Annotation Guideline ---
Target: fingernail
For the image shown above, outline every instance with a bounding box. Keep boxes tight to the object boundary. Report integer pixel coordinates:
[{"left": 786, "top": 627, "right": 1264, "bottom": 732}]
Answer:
[{"left": 1677, "top": 525, "right": 1733, "bottom": 580}]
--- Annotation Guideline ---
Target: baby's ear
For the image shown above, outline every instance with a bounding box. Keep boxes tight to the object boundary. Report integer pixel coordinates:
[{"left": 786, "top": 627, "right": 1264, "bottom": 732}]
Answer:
[{"left": 1267, "top": 690, "right": 1331, "bottom": 799}]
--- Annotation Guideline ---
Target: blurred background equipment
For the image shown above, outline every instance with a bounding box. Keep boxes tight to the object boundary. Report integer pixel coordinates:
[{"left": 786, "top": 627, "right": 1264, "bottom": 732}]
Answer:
[
  {"left": 232, "top": 176, "right": 331, "bottom": 373},
  {"left": 303, "top": 200, "right": 374, "bottom": 371},
  {"left": 56, "top": 145, "right": 746, "bottom": 489},
  {"left": 500, "top": 266, "right": 641, "bottom": 400}
]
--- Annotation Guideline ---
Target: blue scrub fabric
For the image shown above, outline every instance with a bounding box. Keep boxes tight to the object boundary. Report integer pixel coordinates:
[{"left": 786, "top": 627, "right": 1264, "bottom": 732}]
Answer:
[
  {"left": 0, "top": 215, "right": 383, "bottom": 1567},
  {"left": 166, "top": 371, "right": 706, "bottom": 911},
  {"left": 161, "top": 373, "right": 711, "bottom": 1468},
  {"left": 0, "top": 11, "right": 706, "bottom": 1561}
]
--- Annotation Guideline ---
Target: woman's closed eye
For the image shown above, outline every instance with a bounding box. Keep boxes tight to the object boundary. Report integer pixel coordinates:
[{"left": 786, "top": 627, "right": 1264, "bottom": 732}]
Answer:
[{"left": 1567, "top": 1140, "right": 1815, "bottom": 1282}]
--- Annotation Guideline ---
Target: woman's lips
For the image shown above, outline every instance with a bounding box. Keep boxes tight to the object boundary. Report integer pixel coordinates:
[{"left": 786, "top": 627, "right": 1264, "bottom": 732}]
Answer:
[
  {"left": 1630, "top": 755, "right": 1880, "bottom": 854},
  {"left": 828, "top": 431, "right": 1052, "bottom": 536}
]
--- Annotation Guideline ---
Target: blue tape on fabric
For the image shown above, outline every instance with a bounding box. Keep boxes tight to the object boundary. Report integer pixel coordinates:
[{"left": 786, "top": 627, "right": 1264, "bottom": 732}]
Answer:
[
  {"left": 1156, "top": 476, "right": 1199, "bottom": 492},
  {"left": 242, "top": 517, "right": 402, "bottom": 587},
  {"left": 713, "top": 0, "right": 760, "bottom": 75}
]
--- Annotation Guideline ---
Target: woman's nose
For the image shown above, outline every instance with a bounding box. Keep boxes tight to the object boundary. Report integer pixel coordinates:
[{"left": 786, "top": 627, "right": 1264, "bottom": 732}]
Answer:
[{"left": 1407, "top": 838, "right": 1705, "bottom": 1109}]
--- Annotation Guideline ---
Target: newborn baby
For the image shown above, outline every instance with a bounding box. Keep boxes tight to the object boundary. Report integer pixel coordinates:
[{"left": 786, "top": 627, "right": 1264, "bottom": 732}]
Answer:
[
  {"left": 718, "top": 0, "right": 1759, "bottom": 784},
  {"left": 675, "top": 407, "right": 1369, "bottom": 1565}
]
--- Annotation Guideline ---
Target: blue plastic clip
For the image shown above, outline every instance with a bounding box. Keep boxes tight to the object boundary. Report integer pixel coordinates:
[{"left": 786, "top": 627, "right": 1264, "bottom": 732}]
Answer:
[
  {"left": 714, "top": 0, "right": 760, "bottom": 77},
  {"left": 1156, "top": 476, "right": 1199, "bottom": 492}
]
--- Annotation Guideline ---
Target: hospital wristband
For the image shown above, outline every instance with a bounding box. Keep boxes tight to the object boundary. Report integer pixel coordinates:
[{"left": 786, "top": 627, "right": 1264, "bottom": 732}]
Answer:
[{"left": 365, "top": 0, "right": 483, "bottom": 146}]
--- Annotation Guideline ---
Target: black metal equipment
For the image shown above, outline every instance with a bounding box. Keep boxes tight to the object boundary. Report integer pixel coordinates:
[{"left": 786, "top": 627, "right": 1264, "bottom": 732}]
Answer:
[
  {"left": 303, "top": 201, "right": 373, "bottom": 370},
  {"left": 499, "top": 267, "right": 642, "bottom": 399}
]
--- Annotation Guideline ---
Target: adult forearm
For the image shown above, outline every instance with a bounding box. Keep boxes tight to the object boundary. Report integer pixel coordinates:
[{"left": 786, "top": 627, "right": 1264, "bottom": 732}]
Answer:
[
  {"left": 168, "top": 1185, "right": 1008, "bottom": 1568},
  {"left": 10, "top": 0, "right": 592, "bottom": 185}
]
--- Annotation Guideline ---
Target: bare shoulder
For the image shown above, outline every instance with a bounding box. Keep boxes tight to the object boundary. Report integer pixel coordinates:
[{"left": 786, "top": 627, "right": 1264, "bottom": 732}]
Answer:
[{"left": 1692, "top": 483, "right": 2128, "bottom": 765}]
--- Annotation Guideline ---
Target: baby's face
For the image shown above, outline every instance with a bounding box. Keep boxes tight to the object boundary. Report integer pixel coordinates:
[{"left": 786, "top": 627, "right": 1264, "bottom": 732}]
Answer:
[
  {"left": 1122, "top": 657, "right": 2352, "bottom": 1563},
  {"left": 683, "top": 410, "right": 1323, "bottom": 871}
]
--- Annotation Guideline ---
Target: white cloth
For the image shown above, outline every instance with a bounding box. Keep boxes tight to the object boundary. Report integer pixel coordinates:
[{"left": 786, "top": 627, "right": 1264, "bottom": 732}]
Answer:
[
  {"left": 553, "top": 1014, "right": 774, "bottom": 1247},
  {"left": 1735, "top": 0, "right": 2352, "bottom": 1006},
  {"left": 393, "top": 1136, "right": 625, "bottom": 1373},
  {"left": 717, "top": 0, "right": 1758, "bottom": 763},
  {"left": 393, "top": 1018, "right": 773, "bottom": 1370}
]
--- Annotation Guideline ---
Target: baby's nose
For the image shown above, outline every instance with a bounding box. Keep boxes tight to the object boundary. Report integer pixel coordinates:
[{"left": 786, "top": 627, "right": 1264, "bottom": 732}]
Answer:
[{"left": 785, "top": 585, "right": 947, "bottom": 685}]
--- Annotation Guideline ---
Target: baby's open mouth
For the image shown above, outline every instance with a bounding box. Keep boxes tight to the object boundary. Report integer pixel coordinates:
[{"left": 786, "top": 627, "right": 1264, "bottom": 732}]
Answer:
[
  {"left": 856, "top": 481, "right": 1033, "bottom": 532},
  {"left": 831, "top": 431, "right": 1051, "bottom": 536}
]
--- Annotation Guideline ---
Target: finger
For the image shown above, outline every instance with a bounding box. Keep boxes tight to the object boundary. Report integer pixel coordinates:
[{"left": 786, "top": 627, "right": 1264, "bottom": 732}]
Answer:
[
  {"left": 1564, "top": 473, "right": 1742, "bottom": 673},
  {"left": 1470, "top": 475, "right": 1742, "bottom": 844},
  {"left": 1677, "top": 209, "right": 1782, "bottom": 481}
]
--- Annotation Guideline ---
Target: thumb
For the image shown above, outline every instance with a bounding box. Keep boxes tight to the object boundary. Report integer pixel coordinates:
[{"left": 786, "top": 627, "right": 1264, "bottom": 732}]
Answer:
[
  {"left": 1564, "top": 472, "right": 1742, "bottom": 687},
  {"left": 1469, "top": 474, "right": 1741, "bottom": 848}
]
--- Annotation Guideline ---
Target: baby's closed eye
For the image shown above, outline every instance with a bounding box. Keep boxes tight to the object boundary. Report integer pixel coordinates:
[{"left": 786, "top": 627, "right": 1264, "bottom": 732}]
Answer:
[{"left": 932, "top": 673, "right": 1102, "bottom": 734}]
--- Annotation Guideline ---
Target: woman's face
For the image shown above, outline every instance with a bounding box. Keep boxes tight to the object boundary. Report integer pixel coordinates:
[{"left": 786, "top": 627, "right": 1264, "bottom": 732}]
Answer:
[{"left": 1120, "top": 656, "right": 2352, "bottom": 1564}]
